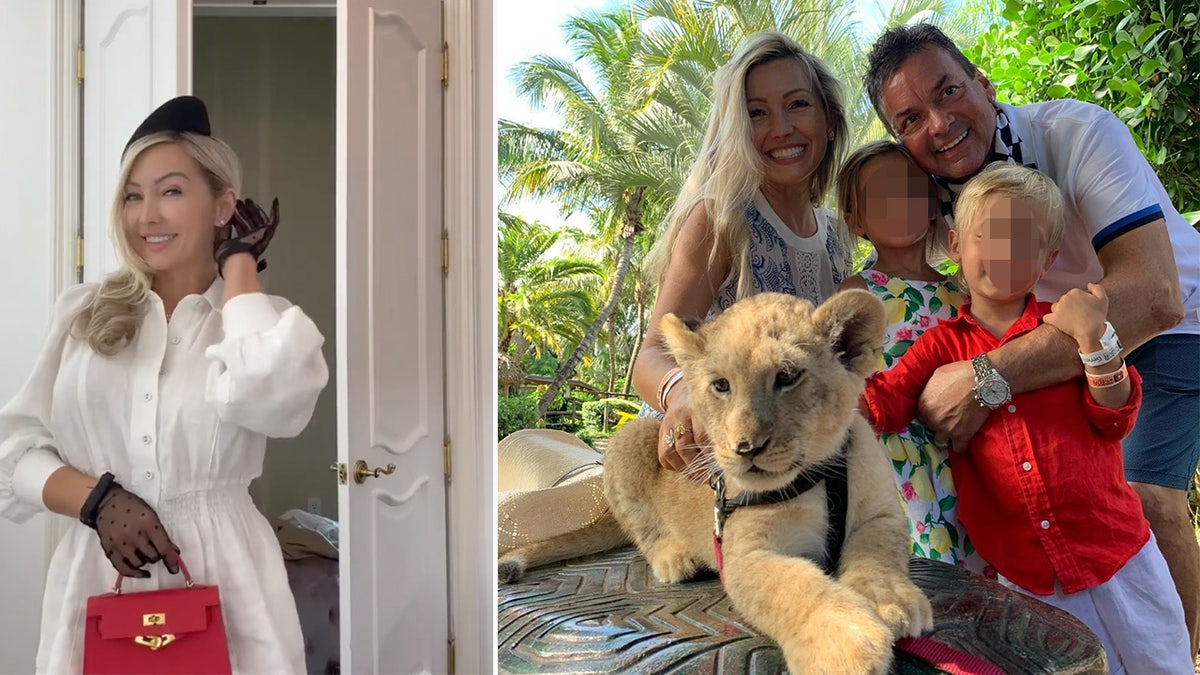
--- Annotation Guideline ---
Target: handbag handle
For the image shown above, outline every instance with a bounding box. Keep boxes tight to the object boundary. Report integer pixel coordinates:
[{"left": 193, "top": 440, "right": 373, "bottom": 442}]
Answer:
[{"left": 112, "top": 555, "right": 194, "bottom": 595}]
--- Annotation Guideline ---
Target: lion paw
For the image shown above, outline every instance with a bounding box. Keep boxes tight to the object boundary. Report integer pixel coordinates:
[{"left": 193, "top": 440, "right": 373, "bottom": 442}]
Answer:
[
  {"left": 779, "top": 587, "right": 893, "bottom": 675},
  {"left": 848, "top": 574, "right": 934, "bottom": 638},
  {"left": 646, "top": 542, "right": 698, "bottom": 584},
  {"left": 497, "top": 555, "right": 527, "bottom": 584}
]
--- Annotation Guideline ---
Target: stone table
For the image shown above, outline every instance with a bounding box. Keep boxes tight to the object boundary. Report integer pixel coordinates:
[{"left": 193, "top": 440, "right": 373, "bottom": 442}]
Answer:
[{"left": 498, "top": 548, "right": 1106, "bottom": 674}]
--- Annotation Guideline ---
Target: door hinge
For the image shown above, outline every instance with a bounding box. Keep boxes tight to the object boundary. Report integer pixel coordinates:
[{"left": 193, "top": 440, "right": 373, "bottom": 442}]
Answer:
[
  {"left": 441, "top": 230, "right": 449, "bottom": 276},
  {"left": 75, "top": 235, "right": 84, "bottom": 277},
  {"left": 441, "top": 42, "right": 449, "bottom": 88},
  {"left": 443, "top": 439, "right": 451, "bottom": 481},
  {"left": 76, "top": 46, "right": 84, "bottom": 85},
  {"left": 447, "top": 637, "right": 455, "bottom": 674}
]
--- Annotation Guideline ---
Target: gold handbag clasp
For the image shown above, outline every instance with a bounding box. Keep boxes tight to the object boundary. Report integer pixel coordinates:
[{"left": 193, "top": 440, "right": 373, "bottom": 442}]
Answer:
[{"left": 133, "top": 634, "right": 176, "bottom": 650}]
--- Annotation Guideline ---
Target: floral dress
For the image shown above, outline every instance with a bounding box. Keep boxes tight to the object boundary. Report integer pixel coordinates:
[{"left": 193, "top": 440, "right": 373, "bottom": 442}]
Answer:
[{"left": 859, "top": 270, "right": 990, "bottom": 575}]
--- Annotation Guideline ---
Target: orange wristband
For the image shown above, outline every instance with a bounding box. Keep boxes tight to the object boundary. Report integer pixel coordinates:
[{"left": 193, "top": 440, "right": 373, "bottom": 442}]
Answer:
[{"left": 1086, "top": 361, "right": 1128, "bottom": 388}]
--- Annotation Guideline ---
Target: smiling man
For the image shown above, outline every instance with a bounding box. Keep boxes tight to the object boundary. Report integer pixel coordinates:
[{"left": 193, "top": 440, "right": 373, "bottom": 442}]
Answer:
[{"left": 864, "top": 23, "right": 1200, "bottom": 656}]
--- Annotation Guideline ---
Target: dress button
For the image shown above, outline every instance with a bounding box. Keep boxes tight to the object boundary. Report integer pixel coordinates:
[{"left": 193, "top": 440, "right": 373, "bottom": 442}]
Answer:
[
  {"left": 1022, "top": 461, "right": 1032, "bottom": 471},
  {"left": 144, "top": 392, "right": 153, "bottom": 401},
  {"left": 145, "top": 471, "right": 154, "bottom": 480},
  {"left": 1007, "top": 404, "right": 1017, "bottom": 413},
  {"left": 171, "top": 336, "right": 181, "bottom": 345},
  {"left": 1040, "top": 520, "right": 1050, "bottom": 530},
  {"left": 142, "top": 434, "right": 151, "bottom": 444}
]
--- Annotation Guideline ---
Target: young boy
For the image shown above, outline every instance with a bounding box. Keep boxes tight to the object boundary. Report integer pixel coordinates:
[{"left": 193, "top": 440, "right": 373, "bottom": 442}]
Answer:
[{"left": 859, "top": 163, "right": 1191, "bottom": 673}]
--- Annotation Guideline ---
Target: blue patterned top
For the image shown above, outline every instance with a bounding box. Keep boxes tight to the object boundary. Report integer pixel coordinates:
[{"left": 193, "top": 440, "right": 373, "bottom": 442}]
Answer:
[{"left": 713, "top": 192, "right": 850, "bottom": 314}]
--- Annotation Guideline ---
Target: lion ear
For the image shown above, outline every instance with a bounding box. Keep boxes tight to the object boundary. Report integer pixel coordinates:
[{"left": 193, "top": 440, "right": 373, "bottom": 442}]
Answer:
[
  {"left": 811, "top": 289, "right": 886, "bottom": 378},
  {"left": 660, "top": 313, "right": 706, "bottom": 369}
]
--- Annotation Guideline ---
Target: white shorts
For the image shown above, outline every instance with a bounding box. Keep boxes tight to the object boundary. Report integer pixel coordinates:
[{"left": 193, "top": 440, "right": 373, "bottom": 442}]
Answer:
[{"left": 999, "top": 532, "right": 1191, "bottom": 674}]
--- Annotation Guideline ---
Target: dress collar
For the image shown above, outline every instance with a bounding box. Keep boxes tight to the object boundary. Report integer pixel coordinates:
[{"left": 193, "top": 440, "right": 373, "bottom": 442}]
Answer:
[{"left": 148, "top": 274, "right": 225, "bottom": 319}]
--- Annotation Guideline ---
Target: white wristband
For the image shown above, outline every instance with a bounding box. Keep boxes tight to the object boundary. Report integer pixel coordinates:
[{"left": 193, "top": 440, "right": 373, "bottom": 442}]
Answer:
[{"left": 1079, "top": 321, "right": 1122, "bottom": 367}]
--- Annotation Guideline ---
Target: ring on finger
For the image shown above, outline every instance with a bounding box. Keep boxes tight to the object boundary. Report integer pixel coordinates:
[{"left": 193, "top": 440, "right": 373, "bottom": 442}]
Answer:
[{"left": 664, "top": 423, "right": 687, "bottom": 448}]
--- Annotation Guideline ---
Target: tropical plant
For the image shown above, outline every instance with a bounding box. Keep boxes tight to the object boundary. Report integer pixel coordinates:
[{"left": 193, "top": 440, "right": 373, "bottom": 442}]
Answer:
[
  {"left": 500, "top": 8, "right": 673, "bottom": 420},
  {"left": 497, "top": 211, "right": 602, "bottom": 365},
  {"left": 499, "top": 0, "right": 1005, "bottom": 425},
  {"left": 967, "top": 0, "right": 1199, "bottom": 213}
]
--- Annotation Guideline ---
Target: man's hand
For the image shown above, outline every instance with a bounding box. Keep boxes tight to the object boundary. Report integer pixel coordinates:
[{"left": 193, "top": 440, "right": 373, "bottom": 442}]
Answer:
[{"left": 916, "top": 360, "right": 990, "bottom": 452}]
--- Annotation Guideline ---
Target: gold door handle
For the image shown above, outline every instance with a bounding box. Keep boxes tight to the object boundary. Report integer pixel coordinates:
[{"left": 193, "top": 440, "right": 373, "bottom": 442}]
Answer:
[{"left": 353, "top": 460, "right": 396, "bottom": 484}]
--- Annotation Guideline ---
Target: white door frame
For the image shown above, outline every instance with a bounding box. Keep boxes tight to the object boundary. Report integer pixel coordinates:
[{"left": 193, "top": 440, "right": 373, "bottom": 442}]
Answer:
[
  {"left": 53, "top": 0, "right": 495, "bottom": 670},
  {"left": 443, "top": 1, "right": 495, "bottom": 670}
]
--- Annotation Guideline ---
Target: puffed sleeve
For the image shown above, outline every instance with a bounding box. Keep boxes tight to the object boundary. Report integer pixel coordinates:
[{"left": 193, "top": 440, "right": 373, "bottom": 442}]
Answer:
[
  {"left": 0, "top": 284, "right": 96, "bottom": 522},
  {"left": 205, "top": 292, "right": 329, "bottom": 438}
]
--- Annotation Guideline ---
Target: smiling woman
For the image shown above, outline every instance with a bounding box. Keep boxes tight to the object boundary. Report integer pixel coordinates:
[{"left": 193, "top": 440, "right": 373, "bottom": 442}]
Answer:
[
  {"left": 631, "top": 31, "right": 854, "bottom": 476},
  {"left": 0, "top": 96, "right": 330, "bottom": 674}
]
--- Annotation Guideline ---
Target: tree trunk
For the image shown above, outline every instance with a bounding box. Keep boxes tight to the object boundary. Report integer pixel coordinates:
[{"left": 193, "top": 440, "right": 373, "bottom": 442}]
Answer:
[
  {"left": 622, "top": 281, "right": 646, "bottom": 396},
  {"left": 538, "top": 188, "right": 645, "bottom": 420},
  {"left": 606, "top": 312, "right": 617, "bottom": 394}
]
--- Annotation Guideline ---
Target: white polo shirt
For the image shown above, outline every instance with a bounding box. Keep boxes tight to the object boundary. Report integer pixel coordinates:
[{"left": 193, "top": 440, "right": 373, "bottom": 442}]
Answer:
[{"left": 1000, "top": 100, "right": 1200, "bottom": 337}]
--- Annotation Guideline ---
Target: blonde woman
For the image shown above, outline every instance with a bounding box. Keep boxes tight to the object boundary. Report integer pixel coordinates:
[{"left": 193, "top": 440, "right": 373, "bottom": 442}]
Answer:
[
  {"left": 633, "top": 32, "right": 852, "bottom": 471},
  {"left": 0, "top": 96, "right": 327, "bottom": 673}
]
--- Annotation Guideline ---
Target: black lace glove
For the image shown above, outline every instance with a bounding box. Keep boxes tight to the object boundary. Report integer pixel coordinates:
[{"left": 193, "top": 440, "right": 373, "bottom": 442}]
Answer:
[
  {"left": 215, "top": 197, "right": 280, "bottom": 276},
  {"left": 90, "top": 482, "right": 180, "bottom": 578}
]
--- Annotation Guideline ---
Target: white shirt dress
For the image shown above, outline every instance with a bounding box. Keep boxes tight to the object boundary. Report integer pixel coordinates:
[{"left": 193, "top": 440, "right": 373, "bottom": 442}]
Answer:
[{"left": 0, "top": 278, "right": 329, "bottom": 674}]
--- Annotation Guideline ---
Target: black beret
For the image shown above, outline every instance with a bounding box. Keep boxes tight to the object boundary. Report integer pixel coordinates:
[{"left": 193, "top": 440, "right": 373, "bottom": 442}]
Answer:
[{"left": 123, "top": 95, "right": 211, "bottom": 155}]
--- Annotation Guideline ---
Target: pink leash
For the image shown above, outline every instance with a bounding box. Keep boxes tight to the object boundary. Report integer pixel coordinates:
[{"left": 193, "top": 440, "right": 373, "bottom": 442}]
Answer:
[{"left": 894, "top": 636, "right": 1006, "bottom": 675}]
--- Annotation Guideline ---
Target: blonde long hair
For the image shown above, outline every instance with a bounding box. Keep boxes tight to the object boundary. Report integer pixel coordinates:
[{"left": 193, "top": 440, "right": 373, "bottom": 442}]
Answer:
[
  {"left": 72, "top": 131, "right": 242, "bottom": 355},
  {"left": 646, "top": 32, "right": 848, "bottom": 300}
]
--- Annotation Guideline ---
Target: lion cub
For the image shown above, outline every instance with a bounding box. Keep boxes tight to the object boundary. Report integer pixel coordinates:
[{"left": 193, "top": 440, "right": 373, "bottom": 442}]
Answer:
[{"left": 500, "top": 290, "right": 933, "bottom": 674}]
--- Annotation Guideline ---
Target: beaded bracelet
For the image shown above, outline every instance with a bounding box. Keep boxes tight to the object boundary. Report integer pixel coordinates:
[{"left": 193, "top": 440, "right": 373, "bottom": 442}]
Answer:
[
  {"left": 657, "top": 367, "right": 684, "bottom": 411},
  {"left": 1086, "top": 361, "right": 1128, "bottom": 388}
]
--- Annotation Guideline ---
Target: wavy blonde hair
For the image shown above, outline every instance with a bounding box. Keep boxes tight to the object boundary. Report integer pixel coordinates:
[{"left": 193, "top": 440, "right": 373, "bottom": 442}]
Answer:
[
  {"left": 72, "top": 131, "right": 242, "bottom": 355},
  {"left": 646, "top": 32, "right": 848, "bottom": 300}
]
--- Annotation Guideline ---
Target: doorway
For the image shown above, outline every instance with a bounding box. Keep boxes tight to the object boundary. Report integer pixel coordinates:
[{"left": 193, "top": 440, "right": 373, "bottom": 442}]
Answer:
[
  {"left": 192, "top": 9, "right": 341, "bottom": 673},
  {"left": 193, "top": 11, "right": 338, "bottom": 537}
]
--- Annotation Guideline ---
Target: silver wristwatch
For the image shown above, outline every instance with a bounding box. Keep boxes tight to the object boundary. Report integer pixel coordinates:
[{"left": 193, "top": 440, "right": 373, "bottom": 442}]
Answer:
[
  {"left": 1079, "top": 321, "right": 1122, "bottom": 367},
  {"left": 971, "top": 354, "right": 1012, "bottom": 409}
]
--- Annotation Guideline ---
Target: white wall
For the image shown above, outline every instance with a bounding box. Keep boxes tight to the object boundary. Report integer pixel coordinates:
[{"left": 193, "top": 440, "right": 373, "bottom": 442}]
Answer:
[
  {"left": 193, "top": 17, "right": 338, "bottom": 522},
  {"left": 0, "top": 2, "right": 60, "bottom": 671}
]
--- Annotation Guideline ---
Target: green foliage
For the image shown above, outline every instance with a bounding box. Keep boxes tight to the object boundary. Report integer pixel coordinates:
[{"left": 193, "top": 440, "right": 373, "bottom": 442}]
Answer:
[
  {"left": 497, "top": 393, "right": 541, "bottom": 440},
  {"left": 575, "top": 427, "right": 612, "bottom": 447},
  {"left": 967, "top": 0, "right": 1200, "bottom": 213},
  {"left": 581, "top": 397, "right": 642, "bottom": 432},
  {"left": 497, "top": 213, "right": 603, "bottom": 361},
  {"left": 499, "top": 1, "right": 1005, "bottom": 408}
]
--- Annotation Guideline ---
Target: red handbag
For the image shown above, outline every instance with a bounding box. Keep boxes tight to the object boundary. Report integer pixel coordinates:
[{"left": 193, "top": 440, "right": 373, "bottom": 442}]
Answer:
[{"left": 83, "top": 556, "right": 232, "bottom": 675}]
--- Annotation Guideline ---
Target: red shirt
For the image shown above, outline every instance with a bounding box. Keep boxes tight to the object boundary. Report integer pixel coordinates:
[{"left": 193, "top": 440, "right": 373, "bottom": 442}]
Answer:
[{"left": 861, "top": 296, "right": 1148, "bottom": 595}]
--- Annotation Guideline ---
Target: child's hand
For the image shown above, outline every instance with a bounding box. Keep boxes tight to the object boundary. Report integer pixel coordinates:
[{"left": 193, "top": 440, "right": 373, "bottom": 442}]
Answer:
[{"left": 1043, "top": 283, "right": 1109, "bottom": 351}]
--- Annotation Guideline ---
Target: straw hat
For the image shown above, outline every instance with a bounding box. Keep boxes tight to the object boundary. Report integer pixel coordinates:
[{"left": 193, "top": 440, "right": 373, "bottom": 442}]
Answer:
[{"left": 497, "top": 428, "right": 608, "bottom": 555}]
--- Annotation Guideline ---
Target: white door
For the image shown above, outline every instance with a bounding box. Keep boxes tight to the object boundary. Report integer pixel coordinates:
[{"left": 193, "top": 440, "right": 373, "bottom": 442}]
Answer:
[
  {"left": 81, "top": 1, "right": 450, "bottom": 672},
  {"left": 335, "top": 1, "right": 448, "bottom": 673},
  {"left": 82, "top": 0, "right": 191, "bottom": 282}
]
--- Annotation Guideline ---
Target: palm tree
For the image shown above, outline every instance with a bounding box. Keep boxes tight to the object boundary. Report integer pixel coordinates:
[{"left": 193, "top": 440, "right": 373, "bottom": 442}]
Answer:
[
  {"left": 500, "top": 7, "right": 672, "bottom": 419},
  {"left": 497, "top": 212, "right": 602, "bottom": 371},
  {"left": 500, "top": 0, "right": 1003, "bottom": 419}
]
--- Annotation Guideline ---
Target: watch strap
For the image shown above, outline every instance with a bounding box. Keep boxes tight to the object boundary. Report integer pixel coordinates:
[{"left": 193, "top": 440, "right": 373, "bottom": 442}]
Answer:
[
  {"left": 79, "top": 472, "right": 117, "bottom": 529},
  {"left": 971, "top": 354, "right": 994, "bottom": 380}
]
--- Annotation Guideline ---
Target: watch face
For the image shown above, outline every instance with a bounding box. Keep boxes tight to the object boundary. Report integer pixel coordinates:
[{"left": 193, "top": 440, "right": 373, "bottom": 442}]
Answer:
[{"left": 979, "top": 380, "right": 1010, "bottom": 406}]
